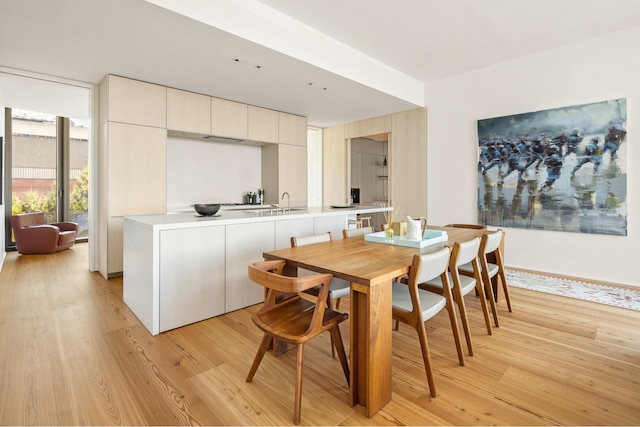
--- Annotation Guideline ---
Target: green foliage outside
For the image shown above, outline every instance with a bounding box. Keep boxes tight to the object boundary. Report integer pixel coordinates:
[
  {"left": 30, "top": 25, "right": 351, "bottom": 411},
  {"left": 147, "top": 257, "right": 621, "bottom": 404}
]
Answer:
[{"left": 12, "top": 164, "right": 89, "bottom": 224}]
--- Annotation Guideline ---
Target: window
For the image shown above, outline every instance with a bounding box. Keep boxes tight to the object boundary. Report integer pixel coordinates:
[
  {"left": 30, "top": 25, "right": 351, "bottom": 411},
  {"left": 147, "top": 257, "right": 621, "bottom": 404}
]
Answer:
[{"left": 5, "top": 108, "right": 89, "bottom": 248}]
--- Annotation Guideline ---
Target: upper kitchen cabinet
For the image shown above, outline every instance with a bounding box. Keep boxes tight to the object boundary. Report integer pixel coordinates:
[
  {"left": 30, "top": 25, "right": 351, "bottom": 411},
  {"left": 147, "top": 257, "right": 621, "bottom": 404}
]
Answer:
[
  {"left": 211, "top": 97, "right": 248, "bottom": 139},
  {"left": 248, "top": 105, "right": 279, "bottom": 143},
  {"left": 278, "top": 112, "right": 307, "bottom": 146},
  {"left": 167, "top": 88, "right": 211, "bottom": 134},
  {"left": 102, "top": 75, "right": 166, "bottom": 128}
]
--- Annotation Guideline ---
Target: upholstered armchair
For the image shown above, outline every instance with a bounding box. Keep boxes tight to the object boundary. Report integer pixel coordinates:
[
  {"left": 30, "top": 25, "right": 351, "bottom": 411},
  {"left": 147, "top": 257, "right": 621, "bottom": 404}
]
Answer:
[{"left": 10, "top": 212, "right": 79, "bottom": 255}]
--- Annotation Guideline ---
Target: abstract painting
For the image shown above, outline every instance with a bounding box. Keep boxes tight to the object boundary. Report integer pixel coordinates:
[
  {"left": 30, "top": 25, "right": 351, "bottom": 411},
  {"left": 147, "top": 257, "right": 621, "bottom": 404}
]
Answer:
[{"left": 477, "top": 98, "right": 627, "bottom": 235}]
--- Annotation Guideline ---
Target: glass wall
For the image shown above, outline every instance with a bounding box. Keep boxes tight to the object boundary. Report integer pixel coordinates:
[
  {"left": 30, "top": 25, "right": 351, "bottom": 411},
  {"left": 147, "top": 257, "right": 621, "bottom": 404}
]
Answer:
[{"left": 7, "top": 108, "right": 89, "bottom": 245}]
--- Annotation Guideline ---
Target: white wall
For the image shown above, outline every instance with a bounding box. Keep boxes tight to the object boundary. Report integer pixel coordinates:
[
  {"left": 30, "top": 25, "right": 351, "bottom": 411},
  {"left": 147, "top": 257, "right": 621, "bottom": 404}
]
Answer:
[{"left": 425, "top": 25, "right": 640, "bottom": 287}]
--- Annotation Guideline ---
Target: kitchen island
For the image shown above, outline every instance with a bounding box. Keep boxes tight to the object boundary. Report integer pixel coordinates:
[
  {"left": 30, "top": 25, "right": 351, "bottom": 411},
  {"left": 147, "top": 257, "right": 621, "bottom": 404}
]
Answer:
[{"left": 123, "top": 205, "right": 391, "bottom": 335}]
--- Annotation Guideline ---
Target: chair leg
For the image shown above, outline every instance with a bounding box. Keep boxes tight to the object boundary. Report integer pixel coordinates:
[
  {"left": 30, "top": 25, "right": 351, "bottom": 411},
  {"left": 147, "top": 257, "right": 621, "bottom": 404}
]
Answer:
[
  {"left": 246, "top": 334, "right": 273, "bottom": 382},
  {"left": 327, "top": 295, "right": 336, "bottom": 358},
  {"left": 444, "top": 298, "right": 465, "bottom": 366},
  {"left": 498, "top": 268, "right": 513, "bottom": 312},
  {"left": 475, "top": 281, "right": 493, "bottom": 336},
  {"left": 293, "top": 343, "right": 305, "bottom": 425},
  {"left": 453, "top": 287, "right": 474, "bottom": 356},
  {"left": 329, "top": 326, "right": 350, "bottom": 386},
  {"left": 415, "top": 321, "right": 437, "bottom": 397},
  {"left": 335, "top": 297, "right": 341, "bottom": 310},
  {"left": 483, "top": 271, "right": 500, "bottom": 328}
]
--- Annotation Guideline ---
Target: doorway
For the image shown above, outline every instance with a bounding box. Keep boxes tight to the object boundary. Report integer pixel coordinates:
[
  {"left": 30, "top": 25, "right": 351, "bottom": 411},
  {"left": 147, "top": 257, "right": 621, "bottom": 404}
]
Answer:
[{"left": 350, "top": 132, "right": 390, "bottom": 230}]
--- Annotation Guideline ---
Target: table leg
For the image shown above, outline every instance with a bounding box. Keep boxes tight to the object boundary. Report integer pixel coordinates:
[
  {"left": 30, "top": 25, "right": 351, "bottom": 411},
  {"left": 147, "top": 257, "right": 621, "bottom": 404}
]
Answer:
[{"left": 349, "top": 279, "right": 393, "bottom": 417}]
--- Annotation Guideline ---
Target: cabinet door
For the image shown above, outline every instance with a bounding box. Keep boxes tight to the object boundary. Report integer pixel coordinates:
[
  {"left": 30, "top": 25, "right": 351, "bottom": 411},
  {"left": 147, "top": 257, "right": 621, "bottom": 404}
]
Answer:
[
  {"left": 211, "top": 97, "right": 248, "bottom": 139},
  {"left": 315, "top": 215, "right": 347, "bottom": 239},
  {"left": 275, "top": 218, "right": 314, "bottom": 249},
  {"left": 108, "top": 122, "right": 166, "bottom": 216},
  {"left": 159, "top": 226, "right": 226, "bottom": 332},
  {"left": 225, "top": 221, "right": 275, "bottom": 312},
  {"left": 323, "top": 124, "right": 348, "bottom": 206},
  {"left": 279, "top": 112, "right": 307, "bottom": 146},
  {"left": 167, "top": 88, "right": 211, "bottom": 134},
  {"left": 279, "top": 144, "right": 307, "bottom": 207},
  {"left": 248, "top": 105, "right": 278, "bottom": 143},
  {"left": 107, "top": 216, "right": 124, "bottom": 275},
  {"left": 106, "top": 75, "right": 166, "bottom": 128}
]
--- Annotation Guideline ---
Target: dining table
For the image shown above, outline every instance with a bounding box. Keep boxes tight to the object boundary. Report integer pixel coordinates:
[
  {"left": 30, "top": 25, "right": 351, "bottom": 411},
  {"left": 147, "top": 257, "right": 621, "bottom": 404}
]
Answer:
[{"left": 262, "top": 225, "right": 498, "bottom": 417}]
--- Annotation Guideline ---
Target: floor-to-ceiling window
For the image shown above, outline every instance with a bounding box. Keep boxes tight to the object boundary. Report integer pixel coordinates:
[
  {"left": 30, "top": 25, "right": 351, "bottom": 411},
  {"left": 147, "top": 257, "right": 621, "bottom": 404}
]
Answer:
[{"left": 5, "top": 108, "right": 89, "bottom": 248}]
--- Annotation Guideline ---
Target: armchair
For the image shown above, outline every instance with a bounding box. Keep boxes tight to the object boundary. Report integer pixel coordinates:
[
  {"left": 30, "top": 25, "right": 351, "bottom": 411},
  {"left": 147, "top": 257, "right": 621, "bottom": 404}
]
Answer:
[{"left": 10, "top": 212, "right": 79, "bottom": 255}]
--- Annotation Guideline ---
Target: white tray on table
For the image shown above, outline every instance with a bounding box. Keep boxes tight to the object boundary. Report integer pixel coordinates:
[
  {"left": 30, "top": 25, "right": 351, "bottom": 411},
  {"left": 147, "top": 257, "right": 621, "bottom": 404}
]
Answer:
[{"left": 364, "top": 230, "right": 448, "bottom": 248}]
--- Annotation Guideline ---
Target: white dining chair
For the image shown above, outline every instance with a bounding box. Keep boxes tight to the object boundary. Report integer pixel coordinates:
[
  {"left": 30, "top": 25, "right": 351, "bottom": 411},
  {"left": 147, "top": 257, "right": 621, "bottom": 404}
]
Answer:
[
  {"left": 420, "top": 237, "right": 493, "bottom": 357},
  {"left": 392, "top": 246, "right": 465, "bottom": 397}
]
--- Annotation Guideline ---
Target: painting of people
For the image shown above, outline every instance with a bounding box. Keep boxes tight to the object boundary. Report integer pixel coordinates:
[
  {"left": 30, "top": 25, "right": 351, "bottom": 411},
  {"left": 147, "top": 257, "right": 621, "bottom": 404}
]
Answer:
[{"left": 477, "top": 98, "right": 627, "bottom": 236}]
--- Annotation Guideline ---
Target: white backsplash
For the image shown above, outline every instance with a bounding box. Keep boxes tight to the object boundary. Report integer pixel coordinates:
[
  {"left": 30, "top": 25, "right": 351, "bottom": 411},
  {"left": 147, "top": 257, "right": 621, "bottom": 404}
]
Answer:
[{"left": 166, "top": 136, "right": 262, "bottom": 211}]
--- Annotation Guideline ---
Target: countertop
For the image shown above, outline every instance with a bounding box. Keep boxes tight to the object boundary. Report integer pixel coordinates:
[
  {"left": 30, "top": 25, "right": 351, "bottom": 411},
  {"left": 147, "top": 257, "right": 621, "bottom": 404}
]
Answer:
[{"left": 124, "top": 205, "right": 392, "bottom": 231}]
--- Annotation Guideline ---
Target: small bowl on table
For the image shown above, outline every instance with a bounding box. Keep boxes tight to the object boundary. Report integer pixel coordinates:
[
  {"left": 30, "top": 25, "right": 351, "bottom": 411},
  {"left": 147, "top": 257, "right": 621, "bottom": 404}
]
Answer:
[{"left": 194, "top": 204, "right": 221, "bottom": 216}]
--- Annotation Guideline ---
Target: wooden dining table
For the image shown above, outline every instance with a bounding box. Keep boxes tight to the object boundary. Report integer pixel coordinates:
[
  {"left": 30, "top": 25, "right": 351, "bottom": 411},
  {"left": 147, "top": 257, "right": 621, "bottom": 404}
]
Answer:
[{"left": 262, "top": 225, "right": 496, "bottom": 417}]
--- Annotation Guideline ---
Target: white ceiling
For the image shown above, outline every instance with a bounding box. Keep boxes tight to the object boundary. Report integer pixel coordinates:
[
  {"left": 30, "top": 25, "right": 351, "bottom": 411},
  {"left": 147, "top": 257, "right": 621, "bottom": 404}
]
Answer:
[{"left": 2, "top": 0, "right": 640, "bottom": 127}]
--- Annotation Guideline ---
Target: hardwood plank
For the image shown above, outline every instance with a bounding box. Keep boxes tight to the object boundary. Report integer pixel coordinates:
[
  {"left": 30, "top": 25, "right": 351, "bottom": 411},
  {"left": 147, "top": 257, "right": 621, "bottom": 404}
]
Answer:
[{"left": 0, "top": 243, "right": 638, "bottom": 425}]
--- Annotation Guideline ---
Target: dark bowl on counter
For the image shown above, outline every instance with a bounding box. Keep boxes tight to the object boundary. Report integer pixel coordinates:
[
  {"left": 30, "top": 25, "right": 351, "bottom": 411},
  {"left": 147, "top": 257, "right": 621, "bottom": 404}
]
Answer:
[{"left": 194, "top": 204, "right": 221, "bottom": 216}]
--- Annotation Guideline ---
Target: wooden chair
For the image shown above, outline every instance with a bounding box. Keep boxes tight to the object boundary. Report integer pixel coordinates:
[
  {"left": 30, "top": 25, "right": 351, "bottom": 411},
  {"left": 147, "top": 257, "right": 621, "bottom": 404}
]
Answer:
[
  {"left": 419, "top": 237, "right": 493, "bottom": 357},
  {"left": 246, "top": 260, "right": 350, "bottom": 425},
  {"left": 391, "top": 247, "right": 465, "bottom": 397},
  {"left": 290, "top": 232, "right": 351, "bottom": 310},
  {"left": 342, "top": 226, "right": 374, "bottom": 238},
  {"left": 458, "top": 230, "right": 512, "bottom": 328}
]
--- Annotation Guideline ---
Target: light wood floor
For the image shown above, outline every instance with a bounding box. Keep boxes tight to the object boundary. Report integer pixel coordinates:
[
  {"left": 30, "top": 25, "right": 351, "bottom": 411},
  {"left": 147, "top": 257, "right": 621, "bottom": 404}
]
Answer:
[{"left": 0, "top": 243, "right": 639, "bottom": 426}]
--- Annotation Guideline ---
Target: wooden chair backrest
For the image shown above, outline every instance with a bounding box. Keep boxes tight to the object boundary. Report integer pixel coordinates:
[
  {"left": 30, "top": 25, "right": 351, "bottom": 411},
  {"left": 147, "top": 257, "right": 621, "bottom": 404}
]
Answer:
[
  {"left": 291, "top": 231, "right": 332, "bottom": 248},
  {"left": 342, "top": 226, "right": 374, "bottom": 238}
]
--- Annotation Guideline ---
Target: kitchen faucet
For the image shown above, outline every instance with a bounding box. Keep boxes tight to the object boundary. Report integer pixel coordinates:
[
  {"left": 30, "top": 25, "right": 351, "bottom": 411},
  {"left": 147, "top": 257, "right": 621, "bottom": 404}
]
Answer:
[{"left": 281, "top": 192, "right": 290, "bottom": 212}]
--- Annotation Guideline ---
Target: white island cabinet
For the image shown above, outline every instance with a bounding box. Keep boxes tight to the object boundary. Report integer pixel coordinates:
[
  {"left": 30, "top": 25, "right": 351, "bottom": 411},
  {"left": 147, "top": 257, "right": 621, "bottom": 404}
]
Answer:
[
  {"left": 225, "top": 221, "right": 275, "bottom": 312},
  {"left": 123, "top": 205, "right": 392, "bottom": 335},
  {"left": 159, "top": 226, "right": 226, "bottom": 332}
]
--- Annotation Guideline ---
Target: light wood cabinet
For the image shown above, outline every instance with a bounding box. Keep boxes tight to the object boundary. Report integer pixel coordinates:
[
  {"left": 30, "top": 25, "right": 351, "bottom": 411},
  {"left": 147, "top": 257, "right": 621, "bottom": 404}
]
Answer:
[
  {"left": 107, "top": 217, "right": 124, "bottom": 274},
  {"left": 324, "top": 108, "right": 427, "bottom": 220},
  {"left": 262, "top": 144, "right": 307, "bottom": 207},
  {"left": 107, "top": 122, "right": 167, "bottom": 216},
  {"left": 104, "top": 75, "right": 166, "bottom": 128},
  {"left": 159, "top": 226, "right": 226, "bottom": 332},
  {"left": 225, "top": 221, "right": 275, "bottom": 312},
  {"left": 391, "top": 108, "right": 427, "bottom": 219},
  {"left": 322, "top": 124, "right": 348, "bottom": 206},
  {"left": 167, "top": 88, "right": 211, "bottom": 134},
  {"left": 211, "top": 97, "right": 248, "bottom": 139},
  {"left": 248, "top": 105, "right": 279, "bottom": 143},
  {"left": 278, "top": 112, "right": 307, "bottom": 146},
  {"left": 99, "top": 74, "right": 167, "bottom": 278}
]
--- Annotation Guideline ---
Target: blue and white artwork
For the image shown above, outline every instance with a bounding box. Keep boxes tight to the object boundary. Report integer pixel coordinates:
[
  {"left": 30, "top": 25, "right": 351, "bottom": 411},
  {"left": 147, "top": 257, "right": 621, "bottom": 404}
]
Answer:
[{"left": 477, "top": 98, "right": 627, "bottom": 236}]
